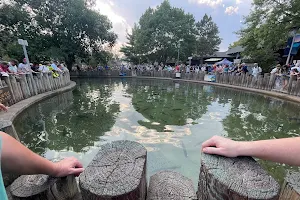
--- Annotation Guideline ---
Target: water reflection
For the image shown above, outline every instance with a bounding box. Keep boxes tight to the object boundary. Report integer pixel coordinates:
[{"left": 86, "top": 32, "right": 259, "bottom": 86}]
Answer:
[
  {"left": 126, "top": 79, "right": 212, "bottom": 132},
  {"left": 14, "top": 78, "right": 300, "bottom": 186},
  {"left": 15, "top": 79, "right": 120, "bottom": 155}
]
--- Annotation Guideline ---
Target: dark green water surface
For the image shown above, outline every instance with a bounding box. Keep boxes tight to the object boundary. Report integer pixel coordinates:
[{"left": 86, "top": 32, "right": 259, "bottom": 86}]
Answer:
[{"left": 14, "top": 78, "right": 300, "bottom": 185}]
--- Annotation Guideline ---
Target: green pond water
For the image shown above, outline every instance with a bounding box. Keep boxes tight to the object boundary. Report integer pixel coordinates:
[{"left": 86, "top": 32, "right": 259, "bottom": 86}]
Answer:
[{"left": 14, "top": 78, "right": 300, "bottom": 186}]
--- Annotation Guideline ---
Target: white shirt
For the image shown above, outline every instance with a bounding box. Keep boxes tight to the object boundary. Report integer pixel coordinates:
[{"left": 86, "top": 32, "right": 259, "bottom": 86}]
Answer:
[
  {"left": 186, "top": 66, "right": 190, "bottom": 73},
  {"left": 258, "top": 67, "right": 262, "bottom": 73},
  {"left": 291, "top": 66, "right": 300, "bottom": 72},
  {"left": 39, "top": 65, "right": 50, "bottom": 73},
  {"left": 18, "top": 63, "right": 31, "bottom": 73},
  {"left": 252, "top": 67, "right": 259, "bottom": 76},
  {"left": 270, "top": 68, "right": 278, "bottom": 74}
]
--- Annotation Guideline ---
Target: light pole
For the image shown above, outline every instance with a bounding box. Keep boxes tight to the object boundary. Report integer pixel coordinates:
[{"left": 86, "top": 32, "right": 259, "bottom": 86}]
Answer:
[
  {"left": 177, "top": 43, "right": 180, "bottom": 64},
  {"left": 177, "top": 39, "right": 184, "bottom": 65},
  {"left": 18, "top": 39, "right": 30, "bottom": 65},
  {"left": 286, "top": 27, "right": 298, "bottom": 65}
]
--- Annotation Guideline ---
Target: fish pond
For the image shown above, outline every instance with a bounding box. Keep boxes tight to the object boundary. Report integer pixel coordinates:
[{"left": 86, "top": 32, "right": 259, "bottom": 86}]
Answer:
[{"left": 14, "top": 78, "right": 300, "bottom": 186}]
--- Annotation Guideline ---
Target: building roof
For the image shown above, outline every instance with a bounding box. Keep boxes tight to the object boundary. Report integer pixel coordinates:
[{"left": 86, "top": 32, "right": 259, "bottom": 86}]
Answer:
[
  {"left": 213, "top": 51, "right": 233, "bottom": 58},
  {"left": 226, "top": 46, "right": 245, "bottom": 55},
  {"left": 204, "top": 58, "right": 222, "bottom": 62}
]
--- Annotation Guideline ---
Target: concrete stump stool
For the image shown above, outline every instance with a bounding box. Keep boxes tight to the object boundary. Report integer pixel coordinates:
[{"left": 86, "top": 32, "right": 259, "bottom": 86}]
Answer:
[
  {"left": 79, "top": 140, "right": 147, "bottom": 200},
  {"left": 9, "top": 174, "right": 79, "bottom": 199},
  {"left": 198, "top": 154, "right": 280, "bottom": 200},
  {"left": 147, "top": 171, "right": 197, "bottom": 200}
]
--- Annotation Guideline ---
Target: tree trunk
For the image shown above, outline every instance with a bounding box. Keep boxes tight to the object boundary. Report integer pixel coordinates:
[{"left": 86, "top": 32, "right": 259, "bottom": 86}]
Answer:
[
  {"left": 147, "top": 171, "right": 196, "bottom": 200},
  {"left": 79, "top": 140, "right": 147, "bottom": 200},
  {"left": 279, "top": 172, "right": 300, "bottom": 200},
  {"left": 198, "top": 154, "right": 280, "bottom": 200},
  {"left": 9, "top": 174, "right": 79, "bottom": 199}
]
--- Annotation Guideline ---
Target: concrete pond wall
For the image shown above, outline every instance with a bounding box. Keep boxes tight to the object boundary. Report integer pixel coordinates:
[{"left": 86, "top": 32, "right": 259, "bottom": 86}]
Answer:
[{"left": 3, "top": 70, "right": 300, "bottom": 199}]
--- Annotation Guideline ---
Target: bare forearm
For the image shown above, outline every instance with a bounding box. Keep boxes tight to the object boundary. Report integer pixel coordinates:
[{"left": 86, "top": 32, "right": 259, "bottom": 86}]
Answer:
[
  {"left": 0, "top": 132, "right": 57, "bottom": 176},
  {"left": 238, "top": 137, "right": 300, "bottom": 166}
]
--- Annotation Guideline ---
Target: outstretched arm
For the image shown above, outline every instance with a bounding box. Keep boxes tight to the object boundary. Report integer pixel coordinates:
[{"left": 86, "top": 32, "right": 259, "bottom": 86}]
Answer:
[
  {"left": 202, "top": 136, "right": 300, "bottom": 166},
  {"left": 0, "top": 132, "right": 84, "bottom": 177}
]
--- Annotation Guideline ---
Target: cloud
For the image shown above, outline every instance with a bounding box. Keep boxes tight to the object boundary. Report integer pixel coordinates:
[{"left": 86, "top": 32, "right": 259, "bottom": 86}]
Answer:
[
  {"left": 225, "top": 6, "right": 239, "bottom": 15},
  {"left": 95, "top": 0, "right": 131, "bottom": 42},
  {"left": 94, "top": 0, "right": 132, "bottom": 55},
  {"left": 236, "top": 0, "right": 242, "bottom": 4},
  {"left": 188, "top": 0, "right": 223, "bottom": 8}
]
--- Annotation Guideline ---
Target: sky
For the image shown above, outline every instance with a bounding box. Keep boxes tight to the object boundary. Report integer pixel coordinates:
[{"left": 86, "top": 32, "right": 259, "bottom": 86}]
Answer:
[{"left": 94, "top": 0, "right": 253, "bottom": 54}]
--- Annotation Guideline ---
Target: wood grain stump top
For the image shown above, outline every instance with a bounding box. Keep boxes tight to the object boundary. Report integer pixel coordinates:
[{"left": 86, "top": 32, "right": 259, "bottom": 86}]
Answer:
[
  {"left": 279, "top": 172, "right": 300, "bottom": 200},
  {"left": 9, "top": 174, "right": 79, "bottom": 199},
  {"left": 10, "top": 174, "right": 57, "bottom": 198},
  {"left": 147, "top": 171, "right": 197, "bottom": 200},
  {"left": 79, "top": 140, "right": 147, "bottom": 200},
  {"left": 198, "top": 154, "right": 280, "bottom": 200}
]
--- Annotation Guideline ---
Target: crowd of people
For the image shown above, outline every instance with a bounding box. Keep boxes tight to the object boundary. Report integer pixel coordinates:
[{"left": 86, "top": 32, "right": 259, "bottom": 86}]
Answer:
[
  {"left": 0, "top": 58, "right": 69, "bottom": 78},
  {"left": 95, "top": 62, "right": 261, "bottom": 77},
  {"left": 269, "top": 62, "right": 300, "bottom": 91}
]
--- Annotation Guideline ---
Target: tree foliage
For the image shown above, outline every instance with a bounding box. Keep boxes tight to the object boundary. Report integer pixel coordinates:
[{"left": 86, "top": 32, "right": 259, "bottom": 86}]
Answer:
[
  {"left": 195, "top": 14, "right": 221, "bottom": 59},
  {"left": 229, "top": 40, "right": 242, "bottom": 49},
  {"left": 0, "top": 0, "right": 117, "bottom": 69},
  {"left": 239, "top": 0, "right": 300, "bottom": 70},
  {"left": 121, "top": 0, "right": 221, "bottom": 64}
]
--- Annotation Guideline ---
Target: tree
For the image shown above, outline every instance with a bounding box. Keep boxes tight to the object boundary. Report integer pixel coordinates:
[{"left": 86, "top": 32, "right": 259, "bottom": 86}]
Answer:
[
  {"left": 120, "top": 25, "right": 141, "bottom": 64},
  {"left": 194, "top": 14, "right": 222, "bottom": 64},
  {"left": 229, "top": 40, "right": 242, "bottom": 49},
  {"left": 238, "top": 0, "right": 300, "bottom": 70},
  {"left": 0, "top": 0, "right": 117, "bottom": 69},
  {"left": 121, "top": 0, "right": 196, "bottom": 64}
]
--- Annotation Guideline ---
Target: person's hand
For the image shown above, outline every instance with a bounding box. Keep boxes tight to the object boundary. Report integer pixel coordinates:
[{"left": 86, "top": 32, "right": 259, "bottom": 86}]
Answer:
[
  {"left": 52, "top": 157, "right": 84, "bottom": 177},
  {"left": 0, "top": 103, "right": 8, "bottom": 112},
  {"left": 201, "top": 136, "right": 240, "bottom": 157}
]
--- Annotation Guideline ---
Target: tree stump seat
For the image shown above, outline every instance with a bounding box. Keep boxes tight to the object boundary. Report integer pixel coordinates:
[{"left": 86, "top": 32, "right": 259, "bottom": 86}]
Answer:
[{"left": 79, "top": 140, "right": 147, "bottom": 200}]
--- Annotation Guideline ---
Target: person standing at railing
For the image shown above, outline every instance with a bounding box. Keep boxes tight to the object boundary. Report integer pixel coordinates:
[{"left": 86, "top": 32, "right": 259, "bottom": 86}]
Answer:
[
  {"left": 229, "top": 64, "right": 237, "bottom": 74},
  {"left": 0, "top": 63, "right": 9, "bottom": 77},
  {"left": 18, "top": 58, "right": 33, "bottom": 74},
  {"left": 241, "top": 63, "right": 249, "bottom": 74},
  {"left": 223, "top": 65, "right": 229, "bottom": 73},
  {"left": 8, "top": 60, "right": 21, "bottom": 75},
  {"left": 31, "top": 62, "right": 40, "bottom": 73},
  {"left": 281, "top": 65, "right": 289, "bottom": 91},
  {"left": 252, "top": 63, "right": 259, "bottom": 78},
  {"left": 201, "top": 65, "right": 206, "bottom": 72},
  {"left": 195, "top": 66, "right": 200, "bottom": 73},
  {"left": 270, "top": 64, "right": 281, "bottom": 75}
]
